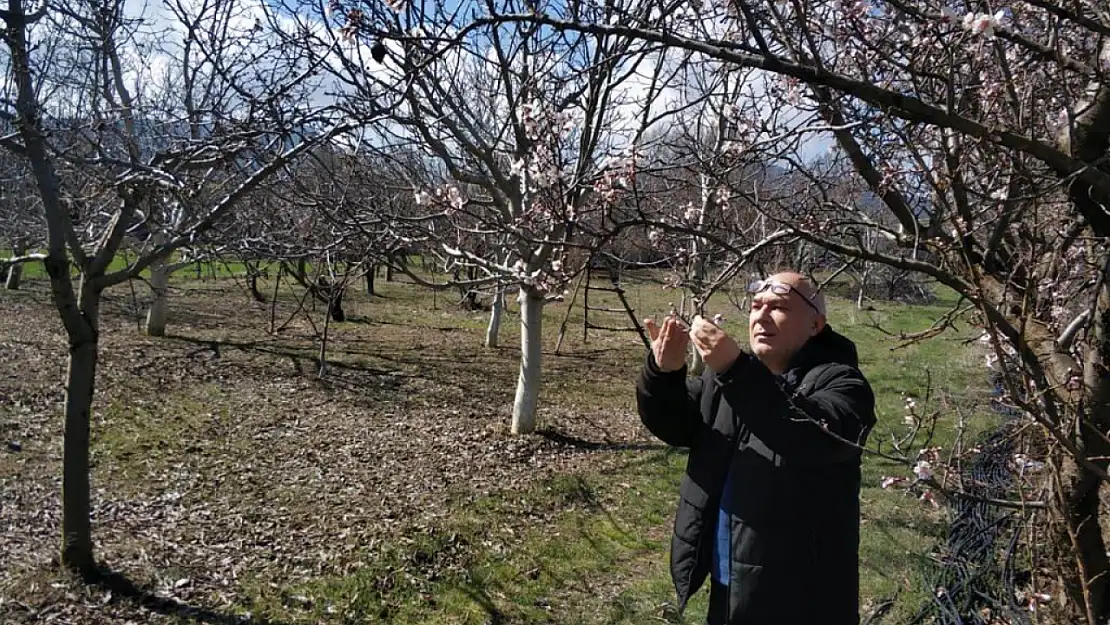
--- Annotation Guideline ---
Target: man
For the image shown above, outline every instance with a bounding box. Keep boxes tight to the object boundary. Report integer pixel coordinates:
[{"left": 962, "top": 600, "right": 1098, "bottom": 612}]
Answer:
[{"left": 636, "top": 271, "right": 876, "bottom": 625}]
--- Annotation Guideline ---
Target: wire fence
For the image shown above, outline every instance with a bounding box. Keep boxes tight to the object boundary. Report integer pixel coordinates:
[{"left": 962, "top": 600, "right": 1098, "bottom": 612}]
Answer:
[{"left": 909, "top": 373, "right": 1035, "bottom": 625}]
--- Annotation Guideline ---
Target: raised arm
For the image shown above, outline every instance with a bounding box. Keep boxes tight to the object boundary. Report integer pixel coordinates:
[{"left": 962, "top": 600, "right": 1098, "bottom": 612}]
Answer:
[
  {"left": 634, "top": 316, "right": 706, "bottom": 448},
  {"left": 636, "top": 355, "right": 706, "bottom": 448}
]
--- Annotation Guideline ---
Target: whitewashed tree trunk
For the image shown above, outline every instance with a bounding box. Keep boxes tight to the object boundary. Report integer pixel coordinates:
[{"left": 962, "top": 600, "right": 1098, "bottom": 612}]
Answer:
[
  {"left": 145, "top": 254, "right": 170, "bottom": 337},
  {"left": 5, "top": 245, "right": 24, "bottom": 290},
  {"left": 856, "top": 265, "right": 872, "bottom": 309},
  {"left": 485, "top": 286, "right": 506, "bottom": 348},
  {"left": 5, "top": 263, "right": 22, "bottom": 290},
  {"left": 511, "top": 286, "right": 544, "bottom": 434},
  {"left": 690, "top": 344, "right": 706, "bottom": 375}
]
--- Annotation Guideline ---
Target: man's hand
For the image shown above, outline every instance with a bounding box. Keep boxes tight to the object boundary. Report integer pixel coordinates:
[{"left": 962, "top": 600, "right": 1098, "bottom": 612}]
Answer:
[
  {"left": 689, "top": 315, "right": 742, "bottom": 373},
  {"left": 644, "top": 315, "right": 689, "bottom": 372}
]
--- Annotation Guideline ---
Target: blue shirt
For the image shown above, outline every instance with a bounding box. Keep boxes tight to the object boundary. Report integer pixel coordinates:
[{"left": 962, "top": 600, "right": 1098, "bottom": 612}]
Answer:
[{"left": 712, "top": 464, "right": 735, "bottom": 585}]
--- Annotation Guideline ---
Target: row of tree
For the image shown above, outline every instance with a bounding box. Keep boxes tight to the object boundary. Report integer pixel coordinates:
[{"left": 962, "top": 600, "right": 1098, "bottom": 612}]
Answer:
[{"left": 3, "top": 0, "right": 1106, "bottom": 622}]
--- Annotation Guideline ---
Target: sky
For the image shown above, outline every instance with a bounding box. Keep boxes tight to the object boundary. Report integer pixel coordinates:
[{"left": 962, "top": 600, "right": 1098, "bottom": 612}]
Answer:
[{"left": 3, "top": 0, "right": 832, "bottom": 164}]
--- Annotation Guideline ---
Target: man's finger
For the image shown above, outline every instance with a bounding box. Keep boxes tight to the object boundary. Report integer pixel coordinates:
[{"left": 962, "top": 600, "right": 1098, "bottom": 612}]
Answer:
[
  {"left": 672, "top": 314, "right": 689, "bottom": 333},
  {"left": 689, "top": 319, "right": 708, "bottom": 342},
  {"left": 644, "top": 318, "right": 659, "bottom": 342},
  {"left": 688, "top": 327, "right": 710, "bottom": 350},
  {"left": 693, "top": 317, "right": 722, "bottom": 340}
]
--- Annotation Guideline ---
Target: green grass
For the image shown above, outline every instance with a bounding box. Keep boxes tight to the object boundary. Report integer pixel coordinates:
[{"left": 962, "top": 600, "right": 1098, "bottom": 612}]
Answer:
[
  {"left": 221, "top": 274, "right": 993, "bottom": 623},
  {"left": 2, "top": 267, "right": 997, "bottom": 624},
  {"left": 234, "top": 449, "right": 693, "bottom": 625},
  {"left": 4, "top": 249, "right": 270, "bottom": 281}
]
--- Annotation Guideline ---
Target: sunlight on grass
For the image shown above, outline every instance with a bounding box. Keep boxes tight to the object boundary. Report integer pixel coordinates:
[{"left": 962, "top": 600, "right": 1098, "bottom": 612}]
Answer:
[
  {"left": 210, "top": 272, "right": 996, "bottom": 624},
  {"left": 3, "top": 267, "right": 998, "bottom": 624}
]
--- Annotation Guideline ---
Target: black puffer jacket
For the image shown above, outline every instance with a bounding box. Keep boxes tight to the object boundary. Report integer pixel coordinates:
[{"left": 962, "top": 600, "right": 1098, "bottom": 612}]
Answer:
[{"left": 636, "top": 326, "right": 876, "bottom": 625}]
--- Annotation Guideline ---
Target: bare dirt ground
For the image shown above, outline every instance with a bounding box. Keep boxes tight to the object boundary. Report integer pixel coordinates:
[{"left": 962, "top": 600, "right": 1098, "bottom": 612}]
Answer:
[{"left": 0, "top": 276, "right": 664, "bottom": 624}]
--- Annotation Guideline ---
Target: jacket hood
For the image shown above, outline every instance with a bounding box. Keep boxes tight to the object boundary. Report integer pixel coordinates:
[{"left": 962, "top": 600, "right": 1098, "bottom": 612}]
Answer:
[{"left": 787, "top": 325, "right": 860, "bottom": 372}]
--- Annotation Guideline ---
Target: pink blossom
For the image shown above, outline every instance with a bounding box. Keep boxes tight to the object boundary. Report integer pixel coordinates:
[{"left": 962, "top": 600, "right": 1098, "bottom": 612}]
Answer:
[
  {"left": 720, "top": 140, "right": 745, "bottom": 155},
  {"left": 880, "top": 476, "right": 906, "bottom": 489},
  {"left": 962, "top": 11, "right": 1004, "bottom": 38},
  {"left": 1013, "top": 454, "right": 1045, "bottom": 473},
  {"left": 917, "top": 447, "right": 942, "bottom": 462},
  {"left": 509, "top": 158, "right": 525, "bottom": 178},
  {"left": 920, "top": 489, "right": 940, "bottom": 507},
  {"left": 383, "top": 0, "right": 405, "bottom": 14},
  {"left": 1057, "top": 107, "right": 1070, "bottom": 128},
  {"left": 913, "top": 460, "right": 933, "bottom": 481},
  {"left": 445, "top": 186, "right": 465, "bottom": 213},
  {"left": 716, "top": 187, "right": 731, "bottom": 209},
  {"left": 838, "top": 0, "right": 870, "bottom": 20},
  {"left": 1018, "top": 590, "right": 1053, "bottom": 613}
]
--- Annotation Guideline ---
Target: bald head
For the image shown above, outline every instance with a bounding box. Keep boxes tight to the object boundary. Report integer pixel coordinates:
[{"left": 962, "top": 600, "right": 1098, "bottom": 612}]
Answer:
[
  {"left": 766, "top": 271, "right": 827, "bottom": 316},
  {"left": 748, "top": 270, "right": 828, "bottom": 374}
]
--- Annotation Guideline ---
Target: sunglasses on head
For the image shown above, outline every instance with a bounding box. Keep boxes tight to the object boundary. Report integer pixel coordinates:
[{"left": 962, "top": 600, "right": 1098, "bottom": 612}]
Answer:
[{"left": 747, "top": 279, "right": 822, "bottom": 314}]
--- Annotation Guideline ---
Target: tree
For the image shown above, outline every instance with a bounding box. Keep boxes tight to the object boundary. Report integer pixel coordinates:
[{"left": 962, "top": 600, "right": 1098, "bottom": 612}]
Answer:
[
  {"left": 0, "top": 0, "right": 349, "bottom": 576},
  {"left": 484, "top": 0, "right": 1110, "bottom": 621},
  {"left": 289, "top": 0, "right": 685, "bottom": 433}
]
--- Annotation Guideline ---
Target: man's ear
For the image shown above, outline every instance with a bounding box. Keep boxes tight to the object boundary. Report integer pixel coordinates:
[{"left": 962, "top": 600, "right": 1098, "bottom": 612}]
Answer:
[{"left": 811, "top": 315, "right": 827, "bottom": 336}]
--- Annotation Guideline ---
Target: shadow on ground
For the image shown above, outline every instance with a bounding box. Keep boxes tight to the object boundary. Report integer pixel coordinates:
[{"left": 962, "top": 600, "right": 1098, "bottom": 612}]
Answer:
[
  {"left": 91, "top": 566, "right": 292, "bottom": 625},
  {"left": 536, "top": 428, "right": 666, "bottom": 453}
]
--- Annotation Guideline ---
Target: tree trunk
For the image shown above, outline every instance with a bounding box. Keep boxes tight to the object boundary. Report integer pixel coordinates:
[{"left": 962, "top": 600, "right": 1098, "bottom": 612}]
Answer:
[
  {"left": 5, "top": 262, "right": 23, "bottom": 290},
  {"left": 1060, "top": 301, "right": 1110, "bottom": 624},
  {"left": 1057, "top": 456, "right": 1110, "bottom": 624},
  {"left": 486, "top": 286, "right": 506, "bottom": 348},
  {"left": 366, "top": 265, "right": 376, "bottom": 296},
  {"left": 327, "top": 283, "right": 346, "bottom": 322},
  {"left": 690, "top": 344, "right": 706, "bottom": 376},
  {"left": 245, "top": 261, "right": 266, "bottom": 303},
  {"left": 511, "top": 287, "right": 543, "bottom": 434},
  {"left": 144, "top": 255, "right": 169, "bottom": 336},
  {"left": 247, "top": 273, "right": 265, "bottom": 303},
  {"left": 60, "top": 283, "right": 101, "bottom": 578},
  {"left": 5, "top": 242, "right": 26, "bottom": 290},
  {"left": 318, "top": 297, "right": 332, "bottom": 378}
]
